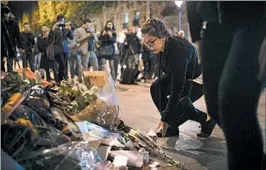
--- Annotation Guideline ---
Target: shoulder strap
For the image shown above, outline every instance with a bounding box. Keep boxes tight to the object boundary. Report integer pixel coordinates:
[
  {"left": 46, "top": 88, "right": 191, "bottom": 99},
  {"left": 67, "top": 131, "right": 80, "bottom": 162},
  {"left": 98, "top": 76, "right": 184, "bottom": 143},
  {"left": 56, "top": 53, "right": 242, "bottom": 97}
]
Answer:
[{"left": 187, "top": 46, "right": 197, "bottom": 98}]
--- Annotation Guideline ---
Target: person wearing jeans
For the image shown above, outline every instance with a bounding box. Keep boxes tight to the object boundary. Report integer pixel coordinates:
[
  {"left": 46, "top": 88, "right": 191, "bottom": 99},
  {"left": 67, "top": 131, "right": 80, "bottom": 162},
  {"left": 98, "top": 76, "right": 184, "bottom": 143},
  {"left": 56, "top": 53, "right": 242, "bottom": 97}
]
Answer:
[
  {"left": 68, "top": 25, "right": 82, "bottom": 81},
  {"left": 87, "top": 26, "right": 99, "bottom": 71},
  {"left": 187, "top": 2, "right": 266, "bottom": 169},
  {"left": 20, "top": 23, "right": 35, "bottom": 72},
  {"left": 49, "top": 15, "right": 73, "bottom": 83},
  {"left": 69, "top": 53, "right": 82, "bottom": 80},
  {"left": 75, "top": 18, "right": 94, "bottom": 76},
  {"left": 87, "top": 51, "right": 98, "bottom": 70},
  {"left": 98, "top": 20, "right": 117, "bottom": 80}
]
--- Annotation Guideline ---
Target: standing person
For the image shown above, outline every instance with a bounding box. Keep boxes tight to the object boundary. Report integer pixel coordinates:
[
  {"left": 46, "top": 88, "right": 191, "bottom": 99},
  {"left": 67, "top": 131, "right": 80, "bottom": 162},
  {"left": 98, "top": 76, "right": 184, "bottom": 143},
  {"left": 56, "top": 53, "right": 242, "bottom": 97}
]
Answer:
[
  {"left": 33, "top": 37, "right": 41, "bottom": 71},
  {"left": 63, "top": 22, "right": 72, "bottom": 80},
  {"left": 87, "top": 20, "right": 99, "bottom": 71},
  {"left": 177, "top": 27, "right": 216, "bottom": 137},
  {"left": 49, "top": 15, "right": 73, "bottom": 84},
  {"left": 97, "top": 20, "right": 117, "bottom": 80},
  {"left": 116, "top": 30, "right": 126, "bottom": 80},
  {"left": 187, "top": 2, "right": 266, "bottom": 170},
  {"left": 37, "top": 25, "right": 57, "bottom": 82},
  {"left": 75, "top": 18, "right": 94, "bottom": 81},
  {"left": 20, "top": 23, "right": 35, "bottom": 72},
  {"left": 141, "top": 18, "right": 215, "bottom": 138},
  {"left": 142, "top": 44, "right": 153, "bottom": 82},
  {"left": 119, "top": 26, "right": 141, "bottom": 84},
  {"left": 68, "top": 23, "right": 82, "bottom": 81},
  {"left": 1, "top": 2, "right": 21, "bottom": 72},
  {"left": 123, "top": 26, "right": 141, "bottom": 70}
]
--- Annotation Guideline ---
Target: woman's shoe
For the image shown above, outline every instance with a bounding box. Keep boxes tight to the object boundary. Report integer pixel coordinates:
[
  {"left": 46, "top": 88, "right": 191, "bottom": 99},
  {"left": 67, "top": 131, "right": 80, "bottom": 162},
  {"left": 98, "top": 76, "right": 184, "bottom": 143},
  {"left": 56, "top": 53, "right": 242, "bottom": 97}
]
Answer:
[{"left": 197, "top": 119, "right": 216, "bottom": 138}]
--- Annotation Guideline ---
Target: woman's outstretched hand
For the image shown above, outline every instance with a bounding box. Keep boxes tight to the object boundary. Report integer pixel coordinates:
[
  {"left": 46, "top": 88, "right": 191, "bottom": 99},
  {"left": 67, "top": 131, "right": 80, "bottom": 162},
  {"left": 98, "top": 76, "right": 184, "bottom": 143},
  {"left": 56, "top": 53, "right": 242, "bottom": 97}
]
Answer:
[{"left": 155, "top": 121, "right": 169, "bottom": 137}]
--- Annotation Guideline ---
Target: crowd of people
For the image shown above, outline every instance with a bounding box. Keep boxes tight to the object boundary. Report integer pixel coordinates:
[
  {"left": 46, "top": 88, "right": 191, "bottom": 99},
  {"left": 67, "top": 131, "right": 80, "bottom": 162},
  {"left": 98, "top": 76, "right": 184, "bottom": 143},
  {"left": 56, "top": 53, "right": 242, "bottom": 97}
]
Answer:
[
  {"left": 1, "top": 3, "right": 162, "bottom": 85},
  {"left": 1, "top": 1, "right": 266, "bottom": 170}
]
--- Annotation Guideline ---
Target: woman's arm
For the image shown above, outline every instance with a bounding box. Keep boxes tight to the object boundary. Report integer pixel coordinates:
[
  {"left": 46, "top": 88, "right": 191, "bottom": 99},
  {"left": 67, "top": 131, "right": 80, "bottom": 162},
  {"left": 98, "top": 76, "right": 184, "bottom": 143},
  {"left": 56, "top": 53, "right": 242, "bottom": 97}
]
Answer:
[
  {"left": 99, "top": 32, "right": 117, "bottom": 45},
  {"left": 161, "top": 41, "right": 190, "bottom": 124}
]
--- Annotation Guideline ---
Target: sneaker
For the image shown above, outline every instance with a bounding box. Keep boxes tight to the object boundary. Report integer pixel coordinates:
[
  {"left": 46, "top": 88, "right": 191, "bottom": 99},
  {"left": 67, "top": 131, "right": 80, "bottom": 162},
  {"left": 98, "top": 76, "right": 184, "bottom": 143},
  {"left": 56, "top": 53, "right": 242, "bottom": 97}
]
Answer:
[{"left": 197, "top": 119, "right": 216, "bottom": 138}]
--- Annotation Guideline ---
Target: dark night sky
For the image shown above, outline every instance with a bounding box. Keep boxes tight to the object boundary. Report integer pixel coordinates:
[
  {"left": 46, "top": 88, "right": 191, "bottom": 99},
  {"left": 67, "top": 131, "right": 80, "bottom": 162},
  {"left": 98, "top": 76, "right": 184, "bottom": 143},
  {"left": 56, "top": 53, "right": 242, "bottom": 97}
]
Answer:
[{"left": 8, "top": 1, "right": 38, "bottom": 20}]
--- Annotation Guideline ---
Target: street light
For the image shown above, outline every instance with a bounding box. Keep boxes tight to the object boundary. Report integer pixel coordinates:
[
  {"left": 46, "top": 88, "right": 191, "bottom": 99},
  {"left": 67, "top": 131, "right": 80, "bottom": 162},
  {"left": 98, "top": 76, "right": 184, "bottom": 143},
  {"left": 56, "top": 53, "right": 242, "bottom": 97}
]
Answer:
[{"left": 175, "top": 1, "right": 183, "bottom": 31}]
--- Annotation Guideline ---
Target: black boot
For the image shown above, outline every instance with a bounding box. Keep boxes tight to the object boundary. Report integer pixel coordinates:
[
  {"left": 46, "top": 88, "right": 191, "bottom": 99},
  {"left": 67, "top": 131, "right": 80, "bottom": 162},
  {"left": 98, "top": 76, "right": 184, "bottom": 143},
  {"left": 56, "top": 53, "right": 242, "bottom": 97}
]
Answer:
[
  {"left": 197, "top": 119, "right": 216, "bottom": 138},
  {"left": 186, "top": 106, "right": 215, "bottom": 138}
]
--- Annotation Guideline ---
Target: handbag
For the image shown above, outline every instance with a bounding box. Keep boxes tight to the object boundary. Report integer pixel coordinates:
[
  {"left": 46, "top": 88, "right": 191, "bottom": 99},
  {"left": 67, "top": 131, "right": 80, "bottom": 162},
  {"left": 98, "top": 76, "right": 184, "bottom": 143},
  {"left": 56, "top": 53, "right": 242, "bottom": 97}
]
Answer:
[
  {"left": 46, "top": 35, "right": 55, "bottom": 60},
  {"left": 97, "top": 44, "right": 114, "bottom": 59}
]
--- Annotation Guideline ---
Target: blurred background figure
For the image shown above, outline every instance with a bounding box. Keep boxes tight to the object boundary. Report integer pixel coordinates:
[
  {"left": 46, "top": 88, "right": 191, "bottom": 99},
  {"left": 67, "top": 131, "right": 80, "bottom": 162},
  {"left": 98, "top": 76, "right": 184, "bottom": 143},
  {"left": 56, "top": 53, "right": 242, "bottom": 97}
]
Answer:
[
  {"left": 141, "top": 44, "right": 154, "bottom": 83},
  {"left": 20, "top": 22, "right": 35, "bottom": 72},
  {"left": 119, "top": 26, "right": 141, "bottom": 84},
  {"left": 49, "top": 14, "right": 73, "bottom": 84},
  {"left": 97, "top": 20, "right": 117, "bottom": 80},
  {"left": 86, "top": 20, "right": 99, "bottom": 71},
  {"left": 37, "top": 24, "right": 57, "bottom": 82},
  {"left": 177, "top": 30, "right": 185, "bottom": 39},
  {"left": 1, "top": 1, "right": 21, "bottom": 72},
  {"left": 75, "top": 18, "right": 93, "bottom": 82}
]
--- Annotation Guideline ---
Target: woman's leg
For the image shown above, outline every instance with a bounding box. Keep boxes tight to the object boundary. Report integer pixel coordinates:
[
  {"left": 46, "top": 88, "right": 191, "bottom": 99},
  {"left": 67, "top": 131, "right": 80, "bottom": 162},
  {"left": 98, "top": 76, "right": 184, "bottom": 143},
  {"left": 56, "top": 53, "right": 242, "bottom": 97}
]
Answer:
[
  {"left": 98, "top": 58, "right": 106, "bottom": 71},
  {"left": 200, "top": 24, "right": 233, "bottom": 127},
  {"left": 108, "top": 59, "right": 116, "bottom": 81},
  {"left": 219, "top": 26, "right": 265, "bottom": 170}
]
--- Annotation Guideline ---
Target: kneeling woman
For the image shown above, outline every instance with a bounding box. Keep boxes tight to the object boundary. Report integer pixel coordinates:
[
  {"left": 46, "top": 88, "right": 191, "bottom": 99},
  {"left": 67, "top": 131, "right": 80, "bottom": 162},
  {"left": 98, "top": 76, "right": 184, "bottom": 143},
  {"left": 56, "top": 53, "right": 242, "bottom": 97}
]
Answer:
[{"left": 141, "top": 19, "right": 215, "bottom": 137}]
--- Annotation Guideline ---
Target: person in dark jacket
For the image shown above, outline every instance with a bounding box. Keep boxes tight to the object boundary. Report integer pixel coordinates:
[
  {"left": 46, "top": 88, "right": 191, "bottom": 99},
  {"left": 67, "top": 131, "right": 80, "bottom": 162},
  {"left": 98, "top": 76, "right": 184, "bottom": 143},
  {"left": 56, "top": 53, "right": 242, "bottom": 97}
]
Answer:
[
  {"left": 123, "top": 26, "right": 141, "bottom": 70},
  {"left": 37, "top": 25, "right": 57, "bottom": 82},
  {"left": 141, "top": 18, "right": 215, "bottom": 138},
  {"left": 98, "top": 20, "right": 117, "bottom": 80},
  {"left": 1, "top": 3, "right": 21, "bottom": 72},
  {"left": 49, "top": 15, "right": 73, "bottom": 83},
  {"left": 187, "top": 2, "right": 266, "bottom": 170},
  {"left": 87, "top": 21, "right": 99, "bottom": 71},
  {"left": 142, "top": 44, "right": 153, "bottom": 81},
  {"left": 20, "top": 23, "right": 35, "bottom": 72}
]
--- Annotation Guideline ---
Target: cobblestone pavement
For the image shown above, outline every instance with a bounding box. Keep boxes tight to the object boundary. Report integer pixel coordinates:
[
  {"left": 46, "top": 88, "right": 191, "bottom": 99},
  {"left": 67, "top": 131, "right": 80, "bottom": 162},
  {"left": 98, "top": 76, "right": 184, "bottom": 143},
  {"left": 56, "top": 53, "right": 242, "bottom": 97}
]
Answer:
[{"left": 117, "top": 83, "right": 266, "bottom": 170}]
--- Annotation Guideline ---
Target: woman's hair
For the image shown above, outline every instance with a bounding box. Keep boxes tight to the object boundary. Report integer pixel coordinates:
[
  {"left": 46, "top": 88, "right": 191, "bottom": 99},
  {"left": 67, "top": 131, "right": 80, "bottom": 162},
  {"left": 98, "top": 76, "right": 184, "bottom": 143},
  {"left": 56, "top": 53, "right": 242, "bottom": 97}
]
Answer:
[
  {"left": 141, "top": 18, "right": 170, "bottom": 38},
  {"left": 104, "top": 20, "right": 116, "bottom": 31}
]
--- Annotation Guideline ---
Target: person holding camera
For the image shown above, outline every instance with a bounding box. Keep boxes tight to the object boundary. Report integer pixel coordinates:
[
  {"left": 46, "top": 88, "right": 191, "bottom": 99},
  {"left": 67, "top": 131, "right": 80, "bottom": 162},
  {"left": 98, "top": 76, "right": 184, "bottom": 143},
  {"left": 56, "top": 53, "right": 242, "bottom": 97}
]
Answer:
[
  {"left": 20, "top": 23, "right": 35, "bottom": 72},
  {"left": 75, "top": 18, "right": 94, "bottom": 82},
  {"left": 141, "top": 18, "right": 215, "bottom": 138},
  {"left": 123, "top": 26, "right": 141, "bottom": 70},
  {"left": 97, "top": 20, "right": 117, "bottom": 80},
  {"left": 86, "top": 20, "right": 99, "bottom": 71},
  {"left": 37, "top": 25, "right": 57, "bottom": 82},
  {"left": 1, "top": 2, "right": 21, "bottom": 72},
  {"left": 49, "top": 15, "right": 73, "bottom": 84}
]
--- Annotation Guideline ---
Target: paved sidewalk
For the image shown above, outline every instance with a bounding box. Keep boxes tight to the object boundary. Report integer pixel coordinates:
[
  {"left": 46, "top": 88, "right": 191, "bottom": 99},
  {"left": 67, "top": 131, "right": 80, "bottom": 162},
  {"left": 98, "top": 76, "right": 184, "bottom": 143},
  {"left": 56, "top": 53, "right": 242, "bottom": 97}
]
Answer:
[{"left": 117, "top": 83, "right": 266, "bottom": 170}]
